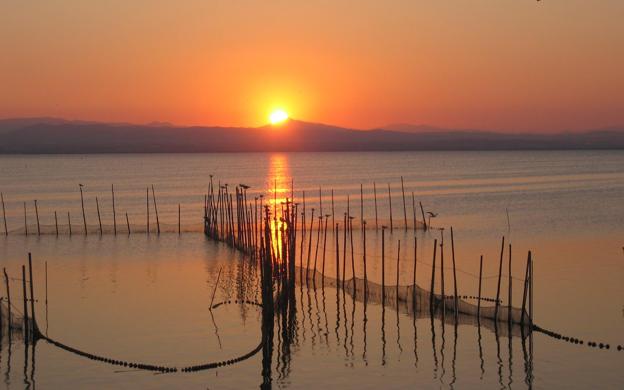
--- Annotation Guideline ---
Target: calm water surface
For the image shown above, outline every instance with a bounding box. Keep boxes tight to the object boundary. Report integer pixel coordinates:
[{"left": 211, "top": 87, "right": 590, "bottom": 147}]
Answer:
[{"left": 0, "top": 151, "right": 623, "bottom": 389}]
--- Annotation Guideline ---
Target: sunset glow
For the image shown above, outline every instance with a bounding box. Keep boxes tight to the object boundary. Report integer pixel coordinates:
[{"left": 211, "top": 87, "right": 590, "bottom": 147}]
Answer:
[{"left": 269, "top": 109, "right": 289, "bottom": 125}]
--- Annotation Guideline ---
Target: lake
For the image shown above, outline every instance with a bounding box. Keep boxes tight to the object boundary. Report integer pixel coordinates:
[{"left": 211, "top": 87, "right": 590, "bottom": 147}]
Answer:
[{"left": 1, "top": 151, "right": 623, "bottom": 389}]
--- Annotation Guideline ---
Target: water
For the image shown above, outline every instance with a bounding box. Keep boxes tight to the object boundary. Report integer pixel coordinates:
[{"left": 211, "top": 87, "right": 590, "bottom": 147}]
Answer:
[{"left": 1, "top": 151, "right": 623, "bottom": 388}]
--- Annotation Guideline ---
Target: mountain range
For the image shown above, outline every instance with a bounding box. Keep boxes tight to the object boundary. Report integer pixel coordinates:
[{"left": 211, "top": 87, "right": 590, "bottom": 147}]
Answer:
[{"left": 1, "top": 117, "right": 623, "bottom": 153}]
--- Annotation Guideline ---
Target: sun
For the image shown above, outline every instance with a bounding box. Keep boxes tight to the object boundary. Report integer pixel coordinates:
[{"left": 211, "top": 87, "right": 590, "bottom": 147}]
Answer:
[{"left": 269, "top": 109, "right": 289, "bottom": 125}]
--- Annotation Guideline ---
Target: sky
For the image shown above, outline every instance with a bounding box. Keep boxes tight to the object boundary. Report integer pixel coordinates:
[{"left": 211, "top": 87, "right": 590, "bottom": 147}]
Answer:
[{"left": 1, "top": 0, "right": 623, "bottom": 132}]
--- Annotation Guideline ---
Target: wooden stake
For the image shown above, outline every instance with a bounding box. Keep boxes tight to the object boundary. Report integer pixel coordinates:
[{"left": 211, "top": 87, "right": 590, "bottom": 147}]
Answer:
[
  {"left": 178, "top": 203, "right": 181, "bottom": 234},
  {"left": 451, "top": 227, "right": 458, "bottom": 316},
  {"left": 412, "top": 236, "right": 417, "bottom": 303},
  {"left": 387, "top": 184, "right": 393, "bottom": 233},
  {"left": 209, "top": 267, "right": 222, "bottom": 310},
  {"left": 419, "top": 201, "right": 427, "bottom": 231},
  {"left": 331, "top": 189, "right": 335, "bottom": 229},
  {"left": 67, "top": 211, "right": 72, "bottom": 236},
  {"left": 111, "top": 184, "right": 117, "bottom": 235},
  {"left": 363, "top": 220, "right": 368, "bottom": 289},
  {"left": 478, "top": 255, "right": 483, "bottom": 318},
  {"left": 381, "top": 226, "right": 386, "bottom": 301},
  {"left": 429, "top": 239, "right": 438, "bottom": 312},
  {"left": 95, "top": 196, "right": 102, "bottom": 235},
  {"left": 321, "top": 214, "right": 329, "bottom": 285},
  {"left": 411, "top": 192, "right": 417, "bottom": 230},
  {"left": 396, "top": 239, "right": 401, "bottom": 300},
  {"left": 126, "top": 212, "right": 131, "bottom": 234},
  {"left": 401, "top": 176, "right": 407, "bottom": 231},
  {"left": 1, "top": 192, "right": 7, "bottom": 235},
  {"left": 54, "top": 211, "right": 58, "bottom": 236},
  {"left": 21, "top": 265, "right": 28, "bottom": 340},
  {"left": 3, "top": 268, "right": 11, "bottom": 331},
  {"left": 146, "top": 187, "right": 150, "bottom": 234},
  {"left": 335, "top": 222, "right": 340, "bottom": 284},
  {"left": 79, "top": 185, "right": 87, "bottom": 235},
  {"left": 34, "top": 200, "right": 40, "bottom": 235},
  {"left": 151, "top": 185, "right": 160, "bottom": 234},
  {"left": 521, "top": 251, "right": 531, "bottom": 325},
  {"left": 508, "top": 243, "right": 512, "bottom": 324},
  {"left": 495, "top": 236, "right": 505, "bottom": 321},
  {"left": 28, "top": 253, "right": 36, "bottom": 333},
  {"left": 373, "top": 182, "right": 379, "bottom": 230},
  {"left": 349, "top": 217, "right": 355, "bottom": 293},
  {"left": 360, "top": 184, "right": 364, "bottom": 227}
]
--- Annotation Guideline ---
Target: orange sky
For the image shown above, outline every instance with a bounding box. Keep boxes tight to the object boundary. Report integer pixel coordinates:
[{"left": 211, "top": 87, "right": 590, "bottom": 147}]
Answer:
[{"left": 1, "top": 1, "right": 623, "bottom": 132}]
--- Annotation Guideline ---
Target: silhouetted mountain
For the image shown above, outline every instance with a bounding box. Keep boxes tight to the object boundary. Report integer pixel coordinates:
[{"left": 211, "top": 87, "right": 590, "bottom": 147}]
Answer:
[{"left": 0, "top": 117, "right": 623, "bottom": 153}]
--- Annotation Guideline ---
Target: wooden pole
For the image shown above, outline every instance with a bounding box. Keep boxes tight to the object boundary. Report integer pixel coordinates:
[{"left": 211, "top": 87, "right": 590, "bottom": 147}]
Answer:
[
  {"left": 521, "top": 251, "right": 531, "bottom": 325},
  {"left": 387, "top": 184, "right": 393, "bottom": 233},
  {"left": 373, "top": 182, "right": 379, "bottom": 230},
  {"left": 495, "top": 236, "right": 505, "bottom": 321},
  {"left": 381, "top": 226, "right": 386, "bottom": 302},
  {"left": 349, "top": 217, "right": 355, "bottom": 293},
  {"left": 321, "top": 214, "right": 329, "bottom": 285},
  {"left": 178, "top": 203, "right": 181, "bottom": 234},
  {"left": 95, "top": 197, "right": 102, "bottom": 235},
  {"left": 401, "top": 177, "right": 407, "bottom": 231},
  {"left": 111, "top": 184, "right": 117, "bottom": 235},
  {"left": 335, "top": 222, "right": 340, "bottom": 284},
  {"left": 360, "top": 184, "right": 364, "bottom": 227},
  {"left": 319, "top": 186, "right": 322, "bottom": 216},
  {"left": 151, "top": 185, "right": 160, "bottom": 234},
  {"left": 429, "top": 239, "right": 438, "bottom": 311},
  {"left": 1, "top": 192, "right": 7, "bottom": 235},
  {"left": 419, "top": 201, "right": 427, "bottom": 231},
  {"left": 412, "top": 236, "right": 417, "bottom": 305},
  {"left": 126, "top": 212, "right": 131, "bottom": 234},
  {"left": 54, "top": 211, "right": 58, "bottom": 236},
  {"left": 3, "top": 268, "right": 11, "bottom": 331},
  {"left": 67, "top": 211, "right": 72, "bottom": 236},
  {"left": 342, "top": 213, "right": 347, "bottom": 288},
  {"left": 396, "top": 239, "right": 401, "bottom": 300},
  {"left": 28, "top": 253, "right": 36, "bottom": 334},
  {"left": 21, "top": 265, "right": 28, "bottom": 340},
  {"left": 411, "top": 192, "right": 417, "bottom": 230},
  {"left": 146, "top": 187, "right": 150, "bottom": 235},
  {"left": 529, "top": 255, "right": 533, "bottom": 326},
  {"left": 23, "top": 201, "right": 28, "bottom": 235},
  {"left": 34, "top": 200, "right": 40, "bottom": 235},
  {"left": 363, "top": 220, "right": 368, "bottom": 289},
  {"left": 440, "top": 232, "right": 445, "bottom": 303},
  {"left": 305, "top": 208, "right": 315, "bottom": 281},
  {"left": 331, "top": 189, "right": 335, "bottom": 229},
  {"left": 508, "top": 243, "right": 512, "bottom": 325},
  {"left": 451, "top": 227, "right": 459, "bottom": 317},
  {"left": 478, "top": 255, "right": 483, "bottom": 318},
  {"left": 209, "top": 267, "right": 222, "bottom": 310},
  {"left": 79, "top": 185, "right": 87, "bottom": 235}
]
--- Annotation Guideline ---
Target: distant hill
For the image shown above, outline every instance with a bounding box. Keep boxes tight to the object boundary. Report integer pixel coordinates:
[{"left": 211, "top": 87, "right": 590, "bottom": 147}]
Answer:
[{"left": 0, "top": 117, "right": 623, "bottom": 153}]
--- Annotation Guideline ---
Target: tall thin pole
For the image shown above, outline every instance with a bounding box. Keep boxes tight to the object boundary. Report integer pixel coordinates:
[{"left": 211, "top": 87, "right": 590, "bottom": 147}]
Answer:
[
  {"left": 34, "top": 200, "right": 40, "bottom": 235},
  {"left": 373, "top": 182, "right": 378, "bottom": 230},
  {"left": 477, "top": 255, "right": 483, "bottom": 318},
  {"left": 79, "top": 185, "right": 87, "bottom": 235},
  {"left": 126, "top": 212, "right": 131, "bottom": 234},
  {"left": 3, "top": 268, "right": 11, "bottom": 331},
  {"left": 21, "top": 265, "right": 28, "bottom": 340},
  {"left": 54, "top": 211, "right": 58, "bottom": 236},
  {"left": 146, "top": 187, "right": 150, "bottom": 234},
  {"left": 451, "top": 227, "right": 458, "bottom": 317},
  {"left": 178, "top": 203, "right": 181, "bottom": 235},
  {"left": 508, "top": 243, "right": 512, "bottom": 325},
  {"left": 412, "top": 236, "right": 417, "bottom": 308},
  {"left": 331, "top": 189, "right": 335, "bottom": 229},
  {"left": 429, "top": 239, "right": 438, "bottom": 312},
  {"left": 381, "top": 226, "right": 386, "bottom": 302},
  {"left": 362, "top": 220, "right": 368, "bottom": 288},
  {"left": 396, "top": 239, "right": 401, "bottom": 300},
  {"left": 521, "top": 251, "right": 531, "bottom": 325},
  {"left": 1, "top": 192, "right": 7, "bottom": 235},
  {"left": 401, "top": 176, "right": 407, "bottom": 231},
  {"left": 111, "top": 184, "right": 117, "bottom": 235},
  {"left": 151, "top": 185, "right": 160, "bottom": 234},
  {"left": 67, "top": 211, "right": 72, "bottom": 236},
  {"left": 495, "top": 236, "right": 505, "bottom": 321},
  {"left": 360, "top": 184, "right": 364, "bottom": 227},
  {"left": 411, "top": 192, "right": 417, "bottom": 230},
  {"left": 387, "top": 184, "right": 393, "bottom": 233},
  {"left": 95, "top": 197, "right": 102, "bottom": 235},
  {"left": 28, "top": 253, "right": 36, "bottom": 334},
  {"left": 419, "top": 201, "right": 427, "bottom": 231}
]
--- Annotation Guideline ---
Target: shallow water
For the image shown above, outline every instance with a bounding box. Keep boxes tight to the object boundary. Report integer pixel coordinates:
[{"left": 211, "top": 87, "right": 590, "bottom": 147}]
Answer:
[{"left": 1, "top": 151, "right": 623, "bottom": 388}]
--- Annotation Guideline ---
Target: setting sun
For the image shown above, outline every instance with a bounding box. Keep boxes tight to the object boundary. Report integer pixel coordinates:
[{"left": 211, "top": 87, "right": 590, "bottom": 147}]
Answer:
[{"left": 269, "top": 109, "right": 289, "bottom": 125}]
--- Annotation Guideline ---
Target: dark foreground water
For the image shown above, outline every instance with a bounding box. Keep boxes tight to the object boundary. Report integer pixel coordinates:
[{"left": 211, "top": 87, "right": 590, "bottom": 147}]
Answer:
[{"left": 0, "top": 151, "right": 623, "bottom": 389}]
